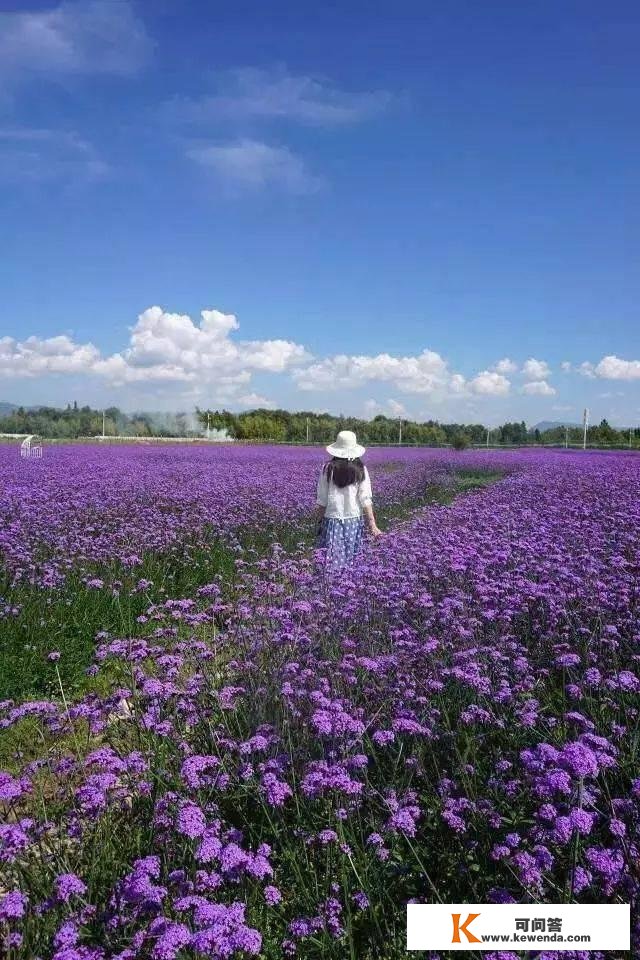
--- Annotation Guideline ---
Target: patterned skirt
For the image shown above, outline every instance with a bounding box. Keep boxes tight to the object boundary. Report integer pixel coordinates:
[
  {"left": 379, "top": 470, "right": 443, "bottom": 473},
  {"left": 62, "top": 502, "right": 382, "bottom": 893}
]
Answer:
[{"left": 315, "top": 516, "right": 365, "bottom": 570}]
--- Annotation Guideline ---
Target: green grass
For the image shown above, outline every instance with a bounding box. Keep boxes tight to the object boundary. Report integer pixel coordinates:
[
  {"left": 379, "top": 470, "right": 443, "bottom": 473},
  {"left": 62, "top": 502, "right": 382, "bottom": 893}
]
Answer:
[
  {"left": 0, "top": 536, "right": 239, "bottom": 702},
  {"left": 380, "top": 468, "right": 504, "bottom": 522}
]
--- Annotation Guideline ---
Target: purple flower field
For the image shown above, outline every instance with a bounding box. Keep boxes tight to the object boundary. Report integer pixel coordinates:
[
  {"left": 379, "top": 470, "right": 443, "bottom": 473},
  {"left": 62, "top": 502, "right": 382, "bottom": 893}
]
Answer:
[
  {"left": 0, "top": 443, "right": 463, "bottom": 589},
  {"left": 0, "top": 443, "right": 639, "bottom": 959}
]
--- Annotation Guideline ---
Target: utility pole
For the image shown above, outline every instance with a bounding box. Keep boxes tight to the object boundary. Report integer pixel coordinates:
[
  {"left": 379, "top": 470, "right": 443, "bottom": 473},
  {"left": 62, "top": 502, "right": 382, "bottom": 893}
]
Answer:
[
  {"left": 398, "top": 419, "right": 402, "bottom": 445},
  {"left": 102, "top": 410, "right": 105, "bottom": 438},
  {"left": 582, "top": 407, "right": 589, "bottom": 450},
  {"left": 306, "top": 417, "right": 310, "bottom": 444},
  {"left": 486, "top": 427, "right": 490, "bottom": 448},
  {"left": 206, "top": 412, "right": 210, "bottom": 441},
  {"left": 564, "top": 425, "right": 568, "bottom": 449},
  {"left": 630, "top": 427, "right": 633, "bottom": 449}
]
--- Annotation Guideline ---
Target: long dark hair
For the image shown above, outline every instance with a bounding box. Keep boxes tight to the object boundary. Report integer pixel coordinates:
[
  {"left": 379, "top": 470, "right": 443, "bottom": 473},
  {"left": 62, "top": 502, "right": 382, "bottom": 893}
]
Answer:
[{"left": 325, "top": 456, "right": 365, "bottom": 488}]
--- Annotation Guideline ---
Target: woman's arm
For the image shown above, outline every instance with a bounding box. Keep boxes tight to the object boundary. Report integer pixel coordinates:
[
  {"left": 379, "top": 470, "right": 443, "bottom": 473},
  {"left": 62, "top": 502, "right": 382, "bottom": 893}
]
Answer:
[
  {"left": 359, "top": 469, "right": 382, "bottom": 536},
  {"left": 363, "top": 503, "right": 383, "bottom": 537},
  {"left": 316, "top": 465, "right": 329, "bottom": 507}
]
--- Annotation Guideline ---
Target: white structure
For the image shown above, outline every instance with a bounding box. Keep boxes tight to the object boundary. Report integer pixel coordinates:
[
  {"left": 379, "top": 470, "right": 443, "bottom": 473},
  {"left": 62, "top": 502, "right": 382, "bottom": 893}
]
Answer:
[
  {"left": 20, "top": 435, "right": 43, "bottom": 458},
  {"left": 93, "top": 433, "right": 233, "bottom": 443},
  {"left": 582, "top": 408, "right": 589, "bottom": 450}
]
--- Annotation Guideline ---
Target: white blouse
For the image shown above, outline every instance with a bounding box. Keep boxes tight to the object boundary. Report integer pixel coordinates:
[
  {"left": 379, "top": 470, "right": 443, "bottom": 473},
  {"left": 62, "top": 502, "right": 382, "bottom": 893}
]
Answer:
[{"left": 316, "top": 463, "right": 373, "bottom": 519}]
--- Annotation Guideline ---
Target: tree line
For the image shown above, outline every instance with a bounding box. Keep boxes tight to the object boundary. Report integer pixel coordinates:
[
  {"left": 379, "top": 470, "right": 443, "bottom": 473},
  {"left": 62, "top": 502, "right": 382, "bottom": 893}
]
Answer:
[
  {"left": 1, "top": 402, "right": 638, "bottom": 447},
  {"left": 196, "top": 408, "right": 639, "bottom": 448},
  {"left": 0, "top": 403, "right": 196, "bottom": 440}
]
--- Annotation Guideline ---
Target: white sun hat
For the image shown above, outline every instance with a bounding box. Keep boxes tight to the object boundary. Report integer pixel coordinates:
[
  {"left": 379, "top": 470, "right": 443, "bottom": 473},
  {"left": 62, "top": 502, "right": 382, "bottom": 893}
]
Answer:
[{"left": 326, "top": 429, "right": 366, "bottom": 460}]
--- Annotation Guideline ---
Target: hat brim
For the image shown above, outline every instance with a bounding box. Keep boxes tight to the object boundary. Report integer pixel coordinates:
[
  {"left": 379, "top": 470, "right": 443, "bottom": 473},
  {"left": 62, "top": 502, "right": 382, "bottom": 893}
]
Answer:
[{"left": 325, "top": 443, "right": 366, "bottom": 459}]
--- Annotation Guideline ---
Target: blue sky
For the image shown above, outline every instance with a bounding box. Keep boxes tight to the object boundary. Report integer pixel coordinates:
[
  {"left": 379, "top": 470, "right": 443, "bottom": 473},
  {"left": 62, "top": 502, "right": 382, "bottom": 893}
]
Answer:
[{"left": 1, "top": 0, "right": 639, "bottom": 425}]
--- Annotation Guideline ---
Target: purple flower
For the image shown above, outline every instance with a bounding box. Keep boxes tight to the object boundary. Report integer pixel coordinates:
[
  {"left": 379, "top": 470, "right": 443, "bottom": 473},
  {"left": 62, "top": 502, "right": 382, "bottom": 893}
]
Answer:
[
  {"left": 0, "top": 890, "right": 27, "bottom": 921},
  {"left": 116, "top": 858, "right": 166, "bottom": 911},
  {"left": 196, "top": 828, "right": 223, "bottom": 864},
  {"left": 569, "top": 808, "right": 596, "bottom": 833},
  {"left": 0, "top": 822, "right": 31, "bottom": 862},
  {"left": 388, "top": 805, "right": 421, "bottom": 837},
  {"left": 570, "top": 865, "right": 592, "bottom": 894},
  {"left": 319, "top": 829, "right": 339, "bottom": 845},
  {"left": 0, "top": 772, "right": 29, "bottom": 803},
  {"left": 301, "top": 761, "right": 363, "bottom": 798},
  {"left": 55, "top": 873, "right": 87, "bottom": 902},
  {"left": 185, "top": 901, "right": 261, "bottom": 956},
  {"left": 491, "top": 844, "right": 511, "bottom": 860},
  {"left": 558, "top": 741, "right": 600, "bottom": 778},
  {"left": 352, "top": 891, "right": 369, "bottom": 910},
  {"left": 584, "top": 846, "right": 625, "bottom": 886},
  {"left": 261, "top": 772, "right": 292, "bottom": 807},
  {"left": 176, "top": 800, "right": 207, "bottom": 839},
  {"left": 53, "top": 920, "right": 79, "bottom": 949},
  {"left": 555, "top": 653, "right": 581, "bottom": 668},
  {"left": 148, "top": 919, "right": 191, "bottom": 960},
  {"left": 372, "top": 729, "right": 395, "bottom": 746},
  {"left": 181, "top": 756, "right": 221, "bottom": 790}
]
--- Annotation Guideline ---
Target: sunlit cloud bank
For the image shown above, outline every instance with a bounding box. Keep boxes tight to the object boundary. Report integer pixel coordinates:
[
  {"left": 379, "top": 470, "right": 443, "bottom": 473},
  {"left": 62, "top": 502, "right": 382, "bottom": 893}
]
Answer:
[{"left": 2, "top": 304, "right": 639, "bottom": 416}]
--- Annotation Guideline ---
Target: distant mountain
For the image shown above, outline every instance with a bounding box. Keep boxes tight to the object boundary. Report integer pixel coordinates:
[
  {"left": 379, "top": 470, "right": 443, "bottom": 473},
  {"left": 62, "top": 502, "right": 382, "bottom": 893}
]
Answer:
[{"left": 534, "top": 420, "right": 581, "bottom": 432}]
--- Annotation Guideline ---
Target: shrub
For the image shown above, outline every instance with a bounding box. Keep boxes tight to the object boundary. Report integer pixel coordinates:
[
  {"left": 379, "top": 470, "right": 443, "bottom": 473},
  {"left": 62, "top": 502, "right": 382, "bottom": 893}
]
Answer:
[{"left": 451, "top": 433, "right": 469, "bottom": 450}]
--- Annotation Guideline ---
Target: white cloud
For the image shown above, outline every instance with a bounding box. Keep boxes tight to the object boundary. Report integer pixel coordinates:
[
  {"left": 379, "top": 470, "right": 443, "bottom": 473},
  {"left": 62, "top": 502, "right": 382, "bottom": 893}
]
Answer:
[
  {"left": 0, "top": 334, "right": 101, "bottom": 375},
  {"left": 15, "top": 306, "right": 637, "bottom": 417},
  {"left": 121, "top": 306, "right": 309, "bottom": 380},
  {"left": 388, "top": 398, "right": 406, "bottom": 416},
  {"left": 494, "top": 357, "right": 517, "bottom": 374},
  {"left": 186, "top": 139, "right": 322, "bottom": 195},
  {"left": 363, "top": 398, "right": 407, "bottom": 418},
  {"left": 236, "top": 393, "right": 276, "bottom": 409},
  {"left": 560, "top": 361, "right": 572, "bottom": 372},
  {"left": 293, "top": 351, "right": 513, "bottom": 400},
  {"left": 0, "top": 128, "right": 108, "bottom": 183},
  {"left": 0, "top": 0, "right": 152, "bottom": 83},
  {"left": 469, "top": 370, "right": 511, "bottom": 396},
  {"left": 522, "top": 357, "right": 551, "bottom": 380},
  {"left": 292, "top": 349, "right": 454, "bottom": 395},
  {"left": 166, "top": 66, "right": 392, "bottom": 128},
  {"left": 449, "top": 373, "right": 467, "bottom": 394},
  {"left": 92, "top": 353, "right": 200, "bottom": 384},
  {"left": 593, "top": 355, "right": 640, "bottom": 381},
  {"left": 241, "top": 338, "right": 310, "bottom": 372},
  {"left": 0, "top": 306, "right": 310, "bottom": 397},
  {"left": 522, "top": 380, "right": 556, "bottom": 396},
  {"left": 168, "top": 66, "right": 392, "bottom": 194}
]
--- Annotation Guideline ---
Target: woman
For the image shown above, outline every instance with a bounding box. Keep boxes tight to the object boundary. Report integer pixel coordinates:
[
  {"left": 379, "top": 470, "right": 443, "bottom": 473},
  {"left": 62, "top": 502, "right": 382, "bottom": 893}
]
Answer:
[{"left": 314, "top": 430, "right": 382, "bottom": 570}]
